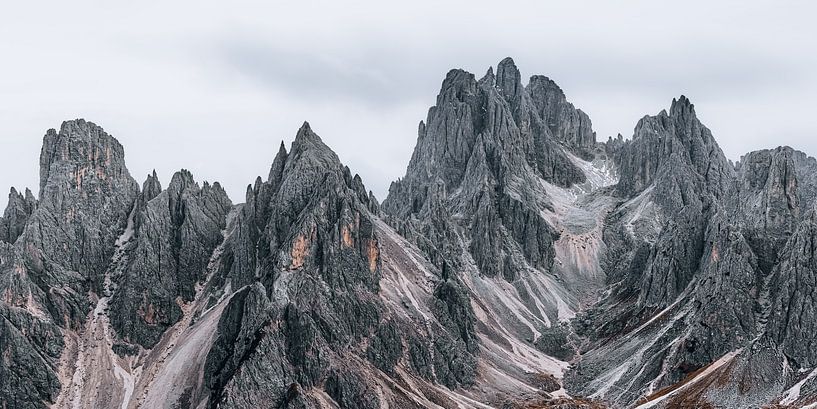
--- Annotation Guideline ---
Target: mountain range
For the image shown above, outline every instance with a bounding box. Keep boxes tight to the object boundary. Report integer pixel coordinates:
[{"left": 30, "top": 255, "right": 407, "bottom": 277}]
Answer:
[{"left": 1, "top": 57, "right": 816, "bottom": 409}]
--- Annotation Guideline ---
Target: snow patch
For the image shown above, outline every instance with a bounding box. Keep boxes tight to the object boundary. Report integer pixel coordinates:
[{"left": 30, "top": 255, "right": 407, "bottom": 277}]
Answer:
[
  {"left": 781, "top": 367, "right": 817, "bottom": 405},
  {"left": 567, "top": 152, "right": 618, "bottom": 193},
  {"left": 634, "top": 349, "right": 743, "bottom": 409}
]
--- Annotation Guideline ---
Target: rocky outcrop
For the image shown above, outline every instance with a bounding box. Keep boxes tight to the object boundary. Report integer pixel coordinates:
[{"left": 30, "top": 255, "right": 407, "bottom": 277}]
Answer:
[
  {"left": 614, "top": 96, "right": 733, "bottom": 199},
  {"left": 528, "top": 75, "right": 597, "bottom": 159},
  {"left": 766, "top": 205, "right": 817, "bottom": 370},
  {"left": 203, "top": 123, "right": 424, "bottom": 408},
  {"left": 383, "top": 58, "right": 594, "bottom": 283},
  {"left": 0, "top": 187, "right": 37, "bottom": 244},
  {"left": 110, "top": 169, "right": 231, "bottom": 348},
  {"left": 571, "top": 97, "right": 817, "bottom": 407},
  {"left": 22, "top": 119, "right": 140, "bottom": 323},
  {"left": 731, "top": 147, "right": 813, "bottom": 272},
  {"left": 382, "top": 58, "right": 618, "bottom": 406},
  {"left": 0, "top": 243, "right": 63, "bottom": 408}
]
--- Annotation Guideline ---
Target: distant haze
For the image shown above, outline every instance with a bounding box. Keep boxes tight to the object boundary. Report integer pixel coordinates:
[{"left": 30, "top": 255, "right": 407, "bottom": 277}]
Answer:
[{"left": 2, "top": 0, "right": 816, "bottom": 209}]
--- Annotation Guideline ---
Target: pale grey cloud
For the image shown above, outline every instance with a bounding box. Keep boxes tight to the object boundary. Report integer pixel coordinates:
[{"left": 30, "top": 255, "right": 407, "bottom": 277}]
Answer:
[{"left": 1, "top": 0, "right": 816, "bottom": 210}]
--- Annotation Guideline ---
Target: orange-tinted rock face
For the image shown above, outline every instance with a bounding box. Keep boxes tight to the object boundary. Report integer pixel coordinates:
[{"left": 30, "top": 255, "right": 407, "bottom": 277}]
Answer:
[
  {"left": 366, "top": 238, "right": 379, "bottom": 272},
  {"left": 341, "top": 224, "right": 354, "bottom": 248},
  {"left": 290, "top": 233, "right": 310, "bottom": 270},
  {"left": 139, "top": 300, "right": 158, "bottom": 325}
]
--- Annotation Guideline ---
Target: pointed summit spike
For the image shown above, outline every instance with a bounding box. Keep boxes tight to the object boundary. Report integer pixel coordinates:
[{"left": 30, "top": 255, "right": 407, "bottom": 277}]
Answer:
[
  {"left": 290, "top": 121, "right": 339, "bottom": 158},
  {"left": 495, "top": 57, "right": 523, "bottom": 101},
  {"left": 670, "top": 95, "right": 695, "bottom": 117},
  {"left": 293, "top": 120, "right": 323, "bottom": 145},
  {"left": 498, "top": 57, "right": 517, "bottom": 70},
  {"left": 268, "top": 139, "right": 291, "bottom": 184},
  {"left": 479, "top": 66, "right": 496, "bottom": 87}
]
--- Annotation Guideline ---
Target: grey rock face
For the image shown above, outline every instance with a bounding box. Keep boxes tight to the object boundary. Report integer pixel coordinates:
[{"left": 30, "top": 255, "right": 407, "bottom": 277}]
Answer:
[
  {"left": 203, "top": 123, "right": 395, "bottom": 407},
  {"left": 383, "top": 58, "right": 593, "bottom": 283},
  {"left": 0, "top": 187, "right": 37, "bottom": 244},
  {"left": 584, "top": 97, "right": 734, "bottom": 319},
  {"left": 110, "top": 169, "right": 231, "bottom": 348},
  {"left": 429, "top": 276, "right": 479, "bottom": 386},
  {"left": 527, "top": 75, "right": 597, "bottom": 159},
  {"left": 23, "top": 119, "right": 140, "bottom": 323},
  {"left": 614, "top": 96, "right": 733, "bottom": 199},
  {"left": 732, "top": 147, "right": 812, "bottom": 272},
  {"left": 767, "top": 205, "right": 817, "bottom": 369},
  {"left": 0, "top": 243, "right": 63, "bottom": 408},
  {"left": 571, "top": 96, "right": 817, "bottom": 407},
  {"left": 380, "top": 58, "right": 619, "bottom": 406}
]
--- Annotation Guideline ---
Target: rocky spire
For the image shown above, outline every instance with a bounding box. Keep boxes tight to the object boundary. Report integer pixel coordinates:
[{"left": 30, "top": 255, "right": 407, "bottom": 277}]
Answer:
[
  {"left": 38, "top": 119, "right": 136, "bottom": 200},
  {"left": 384, "top": 58, "right": 589, "bottom": 283},
  {"left": 495, "top": 57, "right": 523, "bottom": 103},
  {"left": 0, "top": 119, "right": 140, "bottom": 407},
  {"left": 614, "top": 95, "right": 734, "bottom": 199},
  {"left": 21, "top": 119, "right": 139, "bottom": 312},
  {"left": 0, "top": 187, "right": 37, "bottom": 244},
  {"left": 202, "top": 122, "right": 393, "bottom": 406},
  {"left": 527, "top": 75, "right": 597, "bottom": 158},
  {"left": 730, "top": 146, "right": 806, "bottom": 272},
  {"left": 268, "top": 140, "right": 289, "bottom": 187},
  {"left": 142, "top": 170, "right": 162, "bottom": 203},
  {"left": 110, "top": 168, "right": 231, "bottom": 348}
]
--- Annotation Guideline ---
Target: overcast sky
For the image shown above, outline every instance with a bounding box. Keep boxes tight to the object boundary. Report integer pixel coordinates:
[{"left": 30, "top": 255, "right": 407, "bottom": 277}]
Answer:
[{"left": 2, "top": 0, "right": 816, "bottom": 209}]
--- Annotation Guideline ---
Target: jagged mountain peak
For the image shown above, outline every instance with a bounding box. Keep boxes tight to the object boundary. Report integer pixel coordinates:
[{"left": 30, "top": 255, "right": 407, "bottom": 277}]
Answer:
[
  {"left": 495, "top": 56, "right": 523, "bottom": 99},
  {"left": 615, "top": 95, "right": 733, "bottom": 198},
  {"left": 294, "top": 120, "right": 315, "bottom": 140},
  {"left": 276, "top": 139, "right": 288, "bottom": 156},
  {"left": 480, "top": 66, "right": 496, "bottom": 85},
  {"left": 671, "top": 94, "right": 693, "bottom": 105},
  {"left": 142, "top": 169, "right": 162, "bottom": 198},
  {"left": 60, "top": 117, "right": 96, "bottom": 130},
  {"left": 435, "top": 68, "right": 478, "bottom": 109},
  {"left": 48, "top": 118, "right": 106, "bottom": 141},
  {"left": 39, "top": 118, "right": 135, "bottom": 198},
  {"left": 390, "top": 57, "right": 594, "bottom": 199},
  {"left": 497, "top": 56, "right": 517, "bottom": 67},
  {"left": 6, "top": 186, "right": 35, "bottom": 204},
  {"left": 259, "top": 122, "right": 374, "bottom": 217},
  {"left": 287, "top": 121, "right": 342, "bottom": 169},
  {"left": 169, "top": 167, "right": 195, "bottom": 186},
  {"left": 528, "top": 75, "right": 564, "bottom": 97},
  {"left": 0, "top": 186, "right": 37, "bottom": 244}
]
